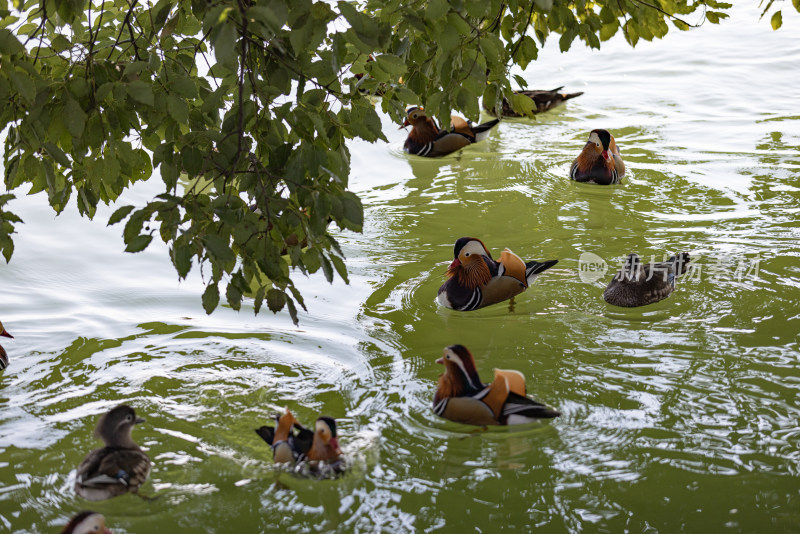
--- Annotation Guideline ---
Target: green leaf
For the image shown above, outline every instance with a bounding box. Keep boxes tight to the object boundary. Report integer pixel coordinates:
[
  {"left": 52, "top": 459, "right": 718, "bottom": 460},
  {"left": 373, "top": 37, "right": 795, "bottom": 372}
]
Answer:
[
  {"left": 42, "top": 142, "right": 71, "bottom": 168},
  {"left": 126, "top": 81, "right": 154, "bottom": 106},
  {"left": 214, "top": 21, "right": 238, "bottom": 68},
  {"left": 770, "top": 10, "right": 782, "bottom": 30},
  {"left": 266, "top": 288, "right": 286, "bottom": 313},
  {"left": 202, "top": 283, "right": 220, "bottom": 314},
  {"left": 511, "top": 93, "right": 536, "bottom": 118},
  {"left": 204, "top": 234, "right": 235, "bottom": 265},
  {"left": 425, "top": 0, "right": 449, "bottom": 21},
  {"left": 226, "top": 280, "right": 242, "bottom": 311},
  {"left": 0, "top": 28, "right": 24, "bottom": 54},
  {"left": 108, "top": 205, "right": 135, "bottom": 226},
  {"left": 125, "top": 234, "right": 153, "bottom": 252},
  {"left": 64, "top": 95, "right": 87, "bottom": 138},
  {"left": 173, "top": 241, "right": 193, "bottom": 278}
]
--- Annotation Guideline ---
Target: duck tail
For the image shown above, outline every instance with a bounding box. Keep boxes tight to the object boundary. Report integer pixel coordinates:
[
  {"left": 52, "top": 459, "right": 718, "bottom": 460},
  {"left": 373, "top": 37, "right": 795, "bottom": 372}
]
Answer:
[
  {"left": 525, "top": 259, "right": 558, "bottom": 283},
  {"left": 561, "top": 91, "right": 584, "bottom": 101},
  {"left": 472, "top": 119, "right": 500, "bottom": 141},
  {"left": 254, "top": 426, "right": 276, "bottom": 445}
]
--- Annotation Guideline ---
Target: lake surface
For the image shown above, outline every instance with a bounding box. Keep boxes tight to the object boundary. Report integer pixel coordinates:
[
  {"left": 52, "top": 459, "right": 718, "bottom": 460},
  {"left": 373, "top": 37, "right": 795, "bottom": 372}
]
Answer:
[{"left": 2, "top": 4, "right": 800, "bottom": 532}]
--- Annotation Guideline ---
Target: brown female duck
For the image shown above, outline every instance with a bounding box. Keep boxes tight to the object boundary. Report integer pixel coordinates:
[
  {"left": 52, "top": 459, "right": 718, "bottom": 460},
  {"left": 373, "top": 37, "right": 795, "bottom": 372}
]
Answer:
[
  {"left": 483, "top": 87, "right": 584, "bottom": 116},
  {"left": 74, "top": 405, "right": 151, "bottom": 501},
  {"left": 603, "top": 252, "right": 691, "bottom": 307}
]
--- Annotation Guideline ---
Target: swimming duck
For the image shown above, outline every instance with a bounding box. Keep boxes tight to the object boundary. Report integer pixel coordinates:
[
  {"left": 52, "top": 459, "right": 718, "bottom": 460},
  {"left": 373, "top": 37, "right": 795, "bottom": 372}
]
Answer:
[
  {"left": 433, "top": 344, "right": 561, "bottom": 426},
  {"left": 437, "top": 237, "right": 558, "bottom": 311},
  {"left": 603, "top": 252, "right": 691, "bottom": 307},
  {"left": 402, "top": 107, "right": 499, "bottom": 157},
  {"left": 256, "top": 410, "right": 343, "bottom": 471},
  {"left": 74, "top": 405, "right": 151, "bottom": 501},
  {"left": 569, "top": 129, "right": 625, "bottom": 185},
  {"left": 61, "top": 511, "right": 112, "bottom": 534},
  {"left": 0, "top": 321, "right": 11, "bottom": 371},
  {"left": 483, "top": 87, "right": 584, "bottom": 117}
]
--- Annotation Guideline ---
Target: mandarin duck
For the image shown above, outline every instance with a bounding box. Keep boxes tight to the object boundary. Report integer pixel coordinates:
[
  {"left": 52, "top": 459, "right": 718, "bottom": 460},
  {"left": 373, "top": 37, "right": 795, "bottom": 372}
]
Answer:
[
  {"left": 61, "top": 511, "right": 112, "bottom": 534},
  {"left": 437, "top": 237, "right": 558, "bottom": 311},
  {"left": 256, "top": 409, "right": 344, "bottom": 475},
  {"left": 0, "top": 321, "right": 12, "bottom": 371},
  {"left": 483, "top": 87, "right": 584, "bottom": 117},
  {"left": 569, "top": 129, "right": 625, "bottom": 185},
  {"left": 74, "top": 405, "right": 151, "bottom": 501},
  {"left": 603, "top": 252, "right": 691, "bottom": 307},
  {"left": 433, "top": 345, "right": 561, "bottom": 426},
  {"left": 402, "top": 107, "right": 499, "bottom": 157}
]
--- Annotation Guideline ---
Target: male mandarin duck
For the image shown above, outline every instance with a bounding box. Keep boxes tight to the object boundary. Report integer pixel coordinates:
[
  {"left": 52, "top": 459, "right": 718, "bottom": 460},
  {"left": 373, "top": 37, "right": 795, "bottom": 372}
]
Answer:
[
  {"left": 402, "top": 106, "right": 499, "bottom": 157},
  {"left": 603, "top": 252, "right": 691, "bottom": 307},
  {"left": 433, "top": 345, "right": 561, "bottom": 426},
  {"left": 256, "top": 408, "right": 343, "bottom": 473},
  {"left": 0, "top": 321, "right": 12, "bottom": 371},
  {"left": 74, "top": 405, "right": 151, "bottom": 501},
  {"left": 437, "top": 237, "right": 558, "bottom": 311},
  {"left": 61, "top": 511, "right": 112, "bottom": 534},
  {"left": 483, "top": 87, "right": 584, "bottom": 117},
  {"left": 569, "top": 129, "right": 625, "bottom": 185}
]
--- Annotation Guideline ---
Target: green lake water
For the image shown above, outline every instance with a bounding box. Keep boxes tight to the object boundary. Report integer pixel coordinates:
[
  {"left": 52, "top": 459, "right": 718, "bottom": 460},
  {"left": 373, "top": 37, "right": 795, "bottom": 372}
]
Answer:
[{"left": 2, "top": 4, "right": 800, "bottom": 532}]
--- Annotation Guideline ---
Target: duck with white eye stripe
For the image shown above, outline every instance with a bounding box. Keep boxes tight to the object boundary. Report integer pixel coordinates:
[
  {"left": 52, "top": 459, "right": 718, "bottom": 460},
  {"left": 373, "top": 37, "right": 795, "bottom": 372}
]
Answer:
[
  {"left": 433, "top": 345, "right": 561, "bottom": 426},
  {"left": 437, "top": 237, "right": 558, "bottom": 311},
  {"left": 402, "top": 107, "right": 499, "bottom": 157},
  {"left": 569, "top": 129, "right": 625, "bottom": 185},
  {"left": 61, "top": 511, "right": 112, "bottom": 534}
]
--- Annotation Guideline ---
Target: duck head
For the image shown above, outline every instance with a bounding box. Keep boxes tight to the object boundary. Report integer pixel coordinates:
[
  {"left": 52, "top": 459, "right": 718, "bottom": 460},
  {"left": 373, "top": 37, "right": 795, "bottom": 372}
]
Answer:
[
  {"left": 402, "top": 107, "right": 440, "bottom": 143},
  {"left": 61, "top": 511, "right": 112, "bottom": 534},
  {"left": 446, "top": 237, "right": 492, "bottom": 289},
  {"left": 94, "top": 405, "right": 145, "bottom": 448},
  {"left": 436, "top": 344, "right": 484, "bottom": 397},
  {"left": 308, "top": 416, "right": 341, "bottom": 461},
  {"left": 586, "top": 129, "right": 614, "bottom": 162}
]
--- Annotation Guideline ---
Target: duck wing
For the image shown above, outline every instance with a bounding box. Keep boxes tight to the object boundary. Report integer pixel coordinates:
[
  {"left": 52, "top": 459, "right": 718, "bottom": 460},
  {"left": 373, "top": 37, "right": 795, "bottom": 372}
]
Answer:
[
  {"left": 501, "top": 392, "right": 561, "bottom": 424},
  {"left": 76, "top": 447, "right": 150, "bottom": 490}
]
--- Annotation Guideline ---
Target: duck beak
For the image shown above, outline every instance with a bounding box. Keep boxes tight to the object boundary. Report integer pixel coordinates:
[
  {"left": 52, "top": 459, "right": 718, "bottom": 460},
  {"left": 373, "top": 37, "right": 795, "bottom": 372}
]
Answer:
[
  {"left": 601, "top": 149, "right": 610, "bottom": 161},
  {"left": 135, "top": 417, "right": 145, "bottom": 424},
  {"left": 104, "top": 529, "right": 113, "bottom": 534},
  {"left": 0, "top": 331, "right": 12, "bottom": 339},
  {"left": 329, "top": 437, "right": 341, "bottom": 454},
  {"left": 435, "top": 357, "right": 444, "bottom": 364},
  {"left": 400, "top": 118, "right": 410, "bottom": 128},
  {"left": 448, "top": 258, "right": 461, "bottom": 269}
]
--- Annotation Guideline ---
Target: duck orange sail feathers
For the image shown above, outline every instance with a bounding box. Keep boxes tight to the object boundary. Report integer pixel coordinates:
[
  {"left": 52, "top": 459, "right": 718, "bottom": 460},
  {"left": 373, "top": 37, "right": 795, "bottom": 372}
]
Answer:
[
  {"left": 437, "top": 237, "right": 557, "bottom": 311},
  {"left": 433, "top": 345, "right": 560, "bottom": 426},
  {"left": 0, "top": 321, "right": 12, "bottom": 371},
  {"left": 402, "top": 107, "right": 499, "bottom": 157},
  {"left": 74, "top": 405, "right": 151, "bottom": 501},
  {"left": 569, "top": 129, "right": 625, "bottom": 185}
]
